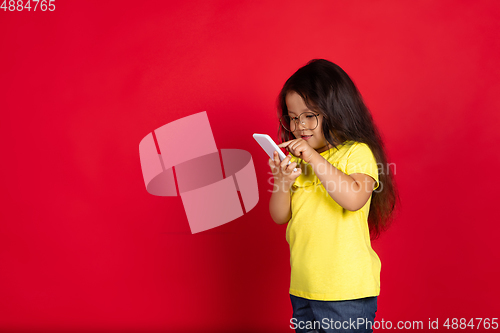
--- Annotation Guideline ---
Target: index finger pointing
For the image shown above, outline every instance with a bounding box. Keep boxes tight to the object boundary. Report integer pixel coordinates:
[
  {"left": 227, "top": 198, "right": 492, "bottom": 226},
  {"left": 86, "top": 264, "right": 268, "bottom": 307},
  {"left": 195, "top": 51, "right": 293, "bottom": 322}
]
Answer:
[{"left": 277, "top": 140, "right": 294, "bottom": 148}]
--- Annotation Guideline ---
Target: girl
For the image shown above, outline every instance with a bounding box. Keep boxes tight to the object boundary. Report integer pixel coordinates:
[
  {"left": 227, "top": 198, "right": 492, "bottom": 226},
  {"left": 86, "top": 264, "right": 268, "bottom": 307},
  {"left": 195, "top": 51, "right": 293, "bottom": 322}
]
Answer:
[{"left": 269, "top": 59, "right": 399, "bottom": 333}]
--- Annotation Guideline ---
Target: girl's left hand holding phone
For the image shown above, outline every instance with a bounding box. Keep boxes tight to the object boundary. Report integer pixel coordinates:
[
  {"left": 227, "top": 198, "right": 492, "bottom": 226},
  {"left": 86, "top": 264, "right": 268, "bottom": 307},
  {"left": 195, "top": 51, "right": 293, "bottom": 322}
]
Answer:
[{"left": 278, "top": 139, "right": 317, "bottom": 163}]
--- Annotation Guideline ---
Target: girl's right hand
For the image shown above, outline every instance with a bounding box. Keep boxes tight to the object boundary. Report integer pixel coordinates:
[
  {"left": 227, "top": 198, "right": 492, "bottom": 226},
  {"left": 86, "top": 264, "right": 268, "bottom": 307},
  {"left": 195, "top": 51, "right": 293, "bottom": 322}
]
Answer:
[{"left": 268, "top": 151, "right": 302, "bottom": 190}]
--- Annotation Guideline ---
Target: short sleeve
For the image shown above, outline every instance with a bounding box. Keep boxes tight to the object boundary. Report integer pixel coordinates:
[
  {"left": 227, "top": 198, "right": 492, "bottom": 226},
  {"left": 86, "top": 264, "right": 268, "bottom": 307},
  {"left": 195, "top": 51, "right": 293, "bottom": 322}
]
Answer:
[{"left": 344, "top": 143, "right": 379, "bottom": 191}]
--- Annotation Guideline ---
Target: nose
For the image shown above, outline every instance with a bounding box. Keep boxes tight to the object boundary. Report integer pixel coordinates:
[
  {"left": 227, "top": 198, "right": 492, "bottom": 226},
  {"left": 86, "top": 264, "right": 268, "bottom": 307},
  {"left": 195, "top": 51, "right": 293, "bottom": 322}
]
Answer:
[{"left": 294, "top": 118, "right": 307, "bottom": 131}]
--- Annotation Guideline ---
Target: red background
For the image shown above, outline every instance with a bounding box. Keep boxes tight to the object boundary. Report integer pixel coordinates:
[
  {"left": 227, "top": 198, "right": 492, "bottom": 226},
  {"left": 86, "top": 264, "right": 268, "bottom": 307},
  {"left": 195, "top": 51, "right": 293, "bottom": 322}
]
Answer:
[{"left": 1, "top": 1, "right": 500, "bottom": 332}]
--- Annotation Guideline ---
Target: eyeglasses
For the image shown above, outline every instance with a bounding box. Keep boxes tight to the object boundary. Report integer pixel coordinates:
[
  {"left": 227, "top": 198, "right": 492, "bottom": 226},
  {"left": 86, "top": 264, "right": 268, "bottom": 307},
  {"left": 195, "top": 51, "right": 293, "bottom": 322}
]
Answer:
[{"left": 279, "top": 112, "right": 321, "bottom": 132}]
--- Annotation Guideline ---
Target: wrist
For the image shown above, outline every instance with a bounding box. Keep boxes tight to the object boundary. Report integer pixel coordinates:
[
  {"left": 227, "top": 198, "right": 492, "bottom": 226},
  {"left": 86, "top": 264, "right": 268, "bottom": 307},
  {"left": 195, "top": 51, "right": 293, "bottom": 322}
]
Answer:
[
  {"left": 304, "top": 149, "right": 322, "bottom": 164},
  {"left": 273, "top": 177, "right": 293, "bottom": 191}
]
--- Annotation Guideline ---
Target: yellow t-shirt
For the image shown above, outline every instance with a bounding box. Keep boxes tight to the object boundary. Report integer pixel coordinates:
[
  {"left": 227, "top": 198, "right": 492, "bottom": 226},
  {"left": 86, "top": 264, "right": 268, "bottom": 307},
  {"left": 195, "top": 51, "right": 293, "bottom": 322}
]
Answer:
[{"left": 286, "top": 140, "right": 381, "bottom": 301}]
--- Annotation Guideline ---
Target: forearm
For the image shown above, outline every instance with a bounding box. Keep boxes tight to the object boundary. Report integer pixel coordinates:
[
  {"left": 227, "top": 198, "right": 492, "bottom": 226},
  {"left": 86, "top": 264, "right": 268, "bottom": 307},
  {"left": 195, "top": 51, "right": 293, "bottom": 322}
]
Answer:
[
  {"left": 308, "top": 152, "right": 363, "bottom": 211},
  {"left": 269, "top": 182, "right": 292, "bottom": 225}
]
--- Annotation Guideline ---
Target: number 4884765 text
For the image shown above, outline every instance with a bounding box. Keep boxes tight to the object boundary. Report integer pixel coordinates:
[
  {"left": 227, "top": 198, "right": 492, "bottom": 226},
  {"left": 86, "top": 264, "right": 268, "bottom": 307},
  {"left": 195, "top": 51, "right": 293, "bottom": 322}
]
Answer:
[{"left": 1, "top": 0, "right": 56, "bottom": 11}]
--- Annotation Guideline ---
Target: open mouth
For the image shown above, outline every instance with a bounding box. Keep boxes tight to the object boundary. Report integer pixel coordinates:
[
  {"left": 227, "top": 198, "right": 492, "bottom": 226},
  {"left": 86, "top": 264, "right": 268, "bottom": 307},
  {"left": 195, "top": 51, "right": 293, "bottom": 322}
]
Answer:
[{"left": 301, "top": 135, "right": 312, "bottom": 140}]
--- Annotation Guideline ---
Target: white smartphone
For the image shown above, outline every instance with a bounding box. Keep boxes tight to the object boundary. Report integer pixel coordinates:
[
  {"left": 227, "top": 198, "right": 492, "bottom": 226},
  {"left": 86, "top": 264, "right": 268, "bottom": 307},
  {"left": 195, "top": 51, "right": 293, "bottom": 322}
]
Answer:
[{"left": 253, "top": 133, "right": 297, "bottom": 171}]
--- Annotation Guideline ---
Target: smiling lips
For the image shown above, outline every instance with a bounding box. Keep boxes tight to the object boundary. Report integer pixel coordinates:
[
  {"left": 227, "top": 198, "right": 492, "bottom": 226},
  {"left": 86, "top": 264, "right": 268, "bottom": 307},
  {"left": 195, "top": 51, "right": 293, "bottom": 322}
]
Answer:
[{"left": 301, "top": 135, "right": 312, "bottom": 140}]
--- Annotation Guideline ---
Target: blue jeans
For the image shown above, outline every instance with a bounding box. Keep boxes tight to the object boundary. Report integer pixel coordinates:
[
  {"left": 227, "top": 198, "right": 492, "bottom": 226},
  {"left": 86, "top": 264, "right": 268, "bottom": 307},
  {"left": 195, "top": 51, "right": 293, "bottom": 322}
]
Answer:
[{"left": 290, "top": 294, "right": 378, "bottom": 333}]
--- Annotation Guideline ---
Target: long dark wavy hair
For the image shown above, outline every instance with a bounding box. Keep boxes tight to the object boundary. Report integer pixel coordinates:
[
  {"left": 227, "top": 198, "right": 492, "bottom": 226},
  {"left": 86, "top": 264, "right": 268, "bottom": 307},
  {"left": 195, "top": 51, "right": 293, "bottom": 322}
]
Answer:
[{"left": 277, "top": 59, "right": 400, "bottom": 239}]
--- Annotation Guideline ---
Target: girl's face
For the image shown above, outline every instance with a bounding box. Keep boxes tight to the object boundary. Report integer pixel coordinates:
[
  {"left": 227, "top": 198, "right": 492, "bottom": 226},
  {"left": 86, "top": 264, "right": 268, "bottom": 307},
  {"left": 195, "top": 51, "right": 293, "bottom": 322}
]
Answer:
[{"left": 285, "top": 91, "right": 332, "bottom": 153}]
